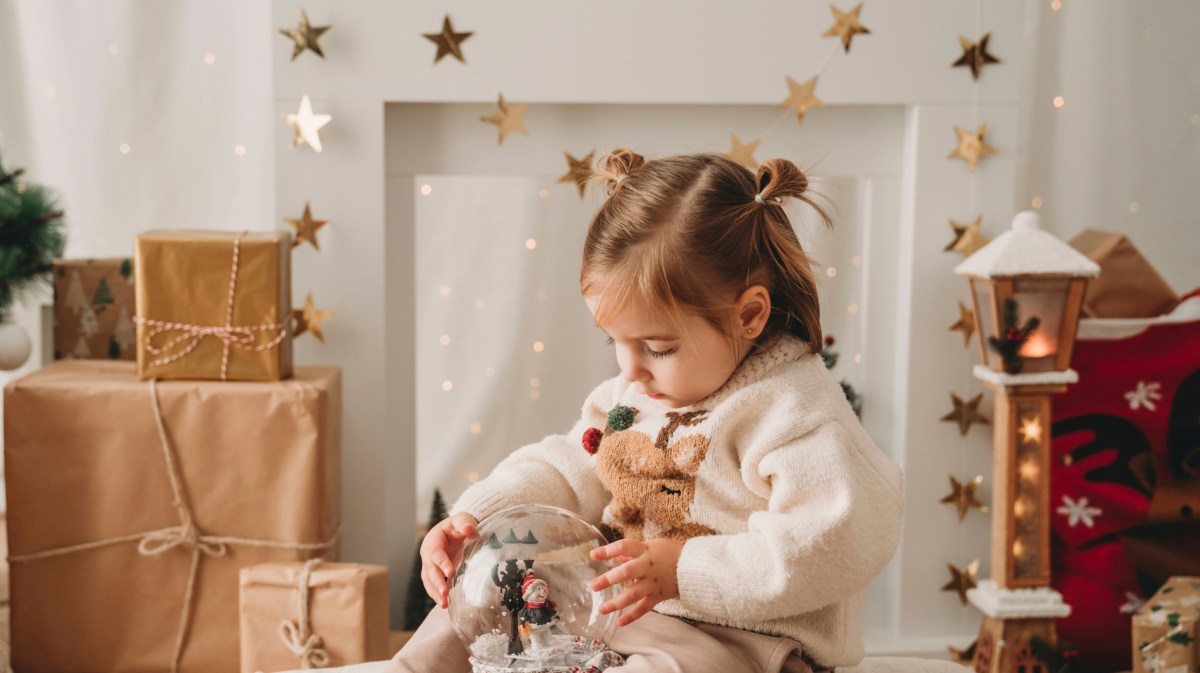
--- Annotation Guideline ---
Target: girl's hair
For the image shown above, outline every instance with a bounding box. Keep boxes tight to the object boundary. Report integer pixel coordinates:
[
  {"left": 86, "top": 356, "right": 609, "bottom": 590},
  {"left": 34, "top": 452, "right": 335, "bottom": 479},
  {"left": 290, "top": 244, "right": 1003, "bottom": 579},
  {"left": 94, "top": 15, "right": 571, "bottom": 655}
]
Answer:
[{"left": 581, "top": 148, "right": 832, "bottom": 354}]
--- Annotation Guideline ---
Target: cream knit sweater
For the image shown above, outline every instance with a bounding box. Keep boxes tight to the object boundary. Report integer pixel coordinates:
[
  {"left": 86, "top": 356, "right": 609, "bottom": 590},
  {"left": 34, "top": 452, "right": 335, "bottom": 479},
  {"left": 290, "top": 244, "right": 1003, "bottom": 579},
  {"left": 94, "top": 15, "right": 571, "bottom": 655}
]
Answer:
[{"left": 451, "top": 334, "right": 903, "bottom": 668}]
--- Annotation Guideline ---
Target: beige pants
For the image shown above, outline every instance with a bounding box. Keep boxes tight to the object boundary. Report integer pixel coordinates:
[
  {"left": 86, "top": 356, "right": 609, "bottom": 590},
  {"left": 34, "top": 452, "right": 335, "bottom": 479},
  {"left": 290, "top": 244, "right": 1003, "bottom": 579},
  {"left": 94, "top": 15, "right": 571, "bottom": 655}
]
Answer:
[{"left": 387, "top": 607, "right": 821, "bottom": 673}]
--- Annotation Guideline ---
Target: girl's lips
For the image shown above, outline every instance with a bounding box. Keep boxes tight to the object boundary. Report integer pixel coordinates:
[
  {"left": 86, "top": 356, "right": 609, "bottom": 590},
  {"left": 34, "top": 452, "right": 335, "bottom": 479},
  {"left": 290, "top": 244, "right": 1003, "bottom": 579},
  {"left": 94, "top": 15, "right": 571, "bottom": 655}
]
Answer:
[{"left": 645, "top": 392, "right": 665, "bottom": 400}]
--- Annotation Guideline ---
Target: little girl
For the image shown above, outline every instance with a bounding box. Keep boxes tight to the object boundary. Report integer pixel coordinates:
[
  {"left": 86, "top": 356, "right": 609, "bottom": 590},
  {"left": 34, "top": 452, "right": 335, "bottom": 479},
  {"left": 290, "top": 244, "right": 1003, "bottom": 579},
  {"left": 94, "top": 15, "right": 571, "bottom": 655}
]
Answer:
[{"left": 391, "top": 149, "right": 903, "bottom": 673}]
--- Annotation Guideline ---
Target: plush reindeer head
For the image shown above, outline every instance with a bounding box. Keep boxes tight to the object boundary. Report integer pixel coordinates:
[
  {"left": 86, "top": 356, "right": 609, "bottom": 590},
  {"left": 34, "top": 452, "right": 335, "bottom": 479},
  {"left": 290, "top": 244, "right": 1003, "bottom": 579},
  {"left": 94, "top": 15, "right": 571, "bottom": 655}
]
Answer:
[{"left": 588, "top": 407, "right": 718, "bottom": 543}]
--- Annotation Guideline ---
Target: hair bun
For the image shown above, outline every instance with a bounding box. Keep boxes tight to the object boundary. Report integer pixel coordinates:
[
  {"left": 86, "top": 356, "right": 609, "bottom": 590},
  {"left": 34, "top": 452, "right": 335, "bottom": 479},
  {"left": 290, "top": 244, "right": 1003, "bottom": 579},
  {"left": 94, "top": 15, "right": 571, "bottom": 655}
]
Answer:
[
  {"left": 754, "top": 158, "right": 809, "bottom": 204},
  {"left": 593, "top": 147, "right": 647, "bottom": 195}
]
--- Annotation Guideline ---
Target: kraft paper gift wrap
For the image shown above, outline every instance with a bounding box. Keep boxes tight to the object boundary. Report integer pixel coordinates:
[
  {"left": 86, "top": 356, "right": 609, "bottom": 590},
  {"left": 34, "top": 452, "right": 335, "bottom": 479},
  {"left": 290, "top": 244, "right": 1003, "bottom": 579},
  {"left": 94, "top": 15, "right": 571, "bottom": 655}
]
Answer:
[
  {"left": 1068, "top": 229, "right": 1178, "bottom": 319},
  {"left": 1133, "top": 577, "right": 1200, "bottom": 673},
  {"left": 240, "top": 561, "right": 390, "bottom": 673},
  {"left": 2, "top": 360, "right": 341, "bottom": 673},
  {"left": 52, "top": 257, "right": 137, "bottom": 360},
  {"left": 134, "top": 229, "right": 293, "bottom": 381}
]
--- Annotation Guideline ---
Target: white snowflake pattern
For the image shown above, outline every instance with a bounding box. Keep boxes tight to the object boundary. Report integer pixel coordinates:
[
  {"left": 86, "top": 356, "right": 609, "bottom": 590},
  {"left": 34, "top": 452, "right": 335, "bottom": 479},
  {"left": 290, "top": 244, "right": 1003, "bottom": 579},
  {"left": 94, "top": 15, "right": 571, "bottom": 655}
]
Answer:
[
  {"left": 1119, "top": 591, "right": 1146, "bottom": 614},
  {"left": 1056, "top": 495, "right": 1102, "bottom": 528},
  {"left": 1125, "top": 380, "right": 1163, "bottom": 412},
  {"left": 1140, "top": 651, "right": 1164, "bottom": 673}
]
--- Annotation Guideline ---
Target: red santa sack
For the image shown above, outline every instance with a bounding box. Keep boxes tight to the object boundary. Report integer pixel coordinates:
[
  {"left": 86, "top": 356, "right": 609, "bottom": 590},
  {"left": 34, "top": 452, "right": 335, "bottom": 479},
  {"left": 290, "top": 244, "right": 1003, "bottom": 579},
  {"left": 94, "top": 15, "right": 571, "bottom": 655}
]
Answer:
[{"left": 1050, "top": 289, "right": 1200, "bottom": 672}]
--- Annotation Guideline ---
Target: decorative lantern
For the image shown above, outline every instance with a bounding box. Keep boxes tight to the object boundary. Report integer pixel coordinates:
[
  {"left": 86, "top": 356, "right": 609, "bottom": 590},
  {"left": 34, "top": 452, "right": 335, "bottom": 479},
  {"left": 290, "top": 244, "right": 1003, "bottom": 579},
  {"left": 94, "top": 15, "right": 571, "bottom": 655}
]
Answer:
[
  {"left": 954, "top": 211, "right": 1098, "bottom": 673},
  {"left": 955, "top": 211, "right": 1099, "bottom": 380}
]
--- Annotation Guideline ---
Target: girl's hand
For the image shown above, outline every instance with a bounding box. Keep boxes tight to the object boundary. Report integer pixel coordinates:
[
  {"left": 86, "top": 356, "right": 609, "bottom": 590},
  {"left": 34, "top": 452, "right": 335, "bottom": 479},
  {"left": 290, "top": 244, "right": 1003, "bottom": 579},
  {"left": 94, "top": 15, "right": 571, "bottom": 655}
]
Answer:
[
  {"left": 419, "top": 512, "right": 479, "bottom": 608},
  {"left": 589, "top": 538, "right": 683, "bottom": 627}
]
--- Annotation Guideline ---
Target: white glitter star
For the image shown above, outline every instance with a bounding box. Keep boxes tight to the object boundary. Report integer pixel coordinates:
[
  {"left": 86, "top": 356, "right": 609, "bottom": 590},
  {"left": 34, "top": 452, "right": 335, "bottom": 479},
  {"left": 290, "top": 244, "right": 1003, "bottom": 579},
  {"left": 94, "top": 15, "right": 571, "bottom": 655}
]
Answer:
[
  {"left": 1125, "top": 380, "right": 1163, "bottom": 412},
  {"left": 1056, "top": 494, "right": 1102, "bottom": 528}
]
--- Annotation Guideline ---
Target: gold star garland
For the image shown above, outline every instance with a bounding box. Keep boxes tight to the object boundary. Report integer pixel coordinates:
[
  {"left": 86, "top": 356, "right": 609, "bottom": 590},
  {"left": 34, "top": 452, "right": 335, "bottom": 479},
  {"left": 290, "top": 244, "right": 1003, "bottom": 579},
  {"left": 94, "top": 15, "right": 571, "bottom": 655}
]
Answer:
[
  {"left": 941, "top": 559, "right": 980, "bottom": 607},
  {"left": 940, "top": 475, "right": 989, "bottom": 521},
  {"left": 285, "top": 95, "right": 332, "bottom": 153},
  {"left": 294, "top": 293, "right": 335, "bottom": 343},
  {"left": 480, "top": 94, "right": 530, "bottom": 145},
  {"left": 557, "top": 151, "right": 594, "bottom": 199},
  {"left": 940, "top": 392, "right": 990, "bottom": 437},
  {"left": 286, "top": 202, "right": 328, "bottom": 251},
  {"left": 949, "top": 301, "right": 976, "bottom": 347},
  {"left": 278, "top": 9, "right": 330, "bottom": 62},
  {"left": 422, "top": 16, "right": 473, "bottom": 64},
  {"left": 822, "top": 3, "right": 871, "bottom": 53},
  {"left": 726, "top": 134, "right": 761, "bottom": 170},
  {"left": 952, "top": 33, "right": 1001, "bottom": 81},
  {"left": 944, "top": 217, "right": 991, "bottom": 257},
  {"left": 948, "top": 124, "right": 997, "bottom": 173}
]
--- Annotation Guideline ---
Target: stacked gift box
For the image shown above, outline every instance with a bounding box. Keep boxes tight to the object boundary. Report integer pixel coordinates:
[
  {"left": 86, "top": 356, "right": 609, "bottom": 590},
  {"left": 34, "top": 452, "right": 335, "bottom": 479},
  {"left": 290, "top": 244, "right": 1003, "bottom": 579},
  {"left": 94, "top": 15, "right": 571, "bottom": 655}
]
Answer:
[{"left": 5, "top": 230, "right": 389, "bottom": 672}]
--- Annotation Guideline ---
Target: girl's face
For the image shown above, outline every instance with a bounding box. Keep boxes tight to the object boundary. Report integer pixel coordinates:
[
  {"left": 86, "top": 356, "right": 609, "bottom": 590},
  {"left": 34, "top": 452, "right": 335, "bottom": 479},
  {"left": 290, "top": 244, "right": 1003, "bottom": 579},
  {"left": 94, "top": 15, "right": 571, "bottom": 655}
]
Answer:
[{"left": 585, "top": 294, "right": 745, "bottom": 409}]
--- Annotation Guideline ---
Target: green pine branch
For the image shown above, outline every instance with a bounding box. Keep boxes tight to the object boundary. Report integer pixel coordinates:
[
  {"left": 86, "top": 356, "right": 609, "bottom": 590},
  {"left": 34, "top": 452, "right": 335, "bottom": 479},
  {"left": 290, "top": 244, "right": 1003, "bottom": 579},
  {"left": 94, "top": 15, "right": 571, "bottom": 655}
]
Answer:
[{"left": 0, "top": 152, "right": 67, "bottom": 318}]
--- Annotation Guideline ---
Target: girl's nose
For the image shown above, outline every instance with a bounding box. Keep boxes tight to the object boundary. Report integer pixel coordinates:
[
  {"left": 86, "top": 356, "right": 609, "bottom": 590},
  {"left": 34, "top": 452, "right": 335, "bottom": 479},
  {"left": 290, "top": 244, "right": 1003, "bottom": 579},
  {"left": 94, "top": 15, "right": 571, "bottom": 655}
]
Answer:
[{"left": 621, "top": 362, "right": 650, "bottom": 383}]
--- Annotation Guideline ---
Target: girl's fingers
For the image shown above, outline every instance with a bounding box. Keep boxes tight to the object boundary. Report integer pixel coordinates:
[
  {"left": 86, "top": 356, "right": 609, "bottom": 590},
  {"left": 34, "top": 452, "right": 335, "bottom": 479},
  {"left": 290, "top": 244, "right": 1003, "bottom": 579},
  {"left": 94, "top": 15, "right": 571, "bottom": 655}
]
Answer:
[
  {"left": 591, "top": 557, "right": 643, "bottom": 591},
  {"left": 599, "top": 583, "right": 645, "bottom": 615},
  {"left": 429, "top": 548, "right": 454, "bottom": 577},
  {"left": 617, "top": 596, "right": 657, "bottom": 627},
  {"left": 590, "top": 538, "right": 642, "bottom": 561}
]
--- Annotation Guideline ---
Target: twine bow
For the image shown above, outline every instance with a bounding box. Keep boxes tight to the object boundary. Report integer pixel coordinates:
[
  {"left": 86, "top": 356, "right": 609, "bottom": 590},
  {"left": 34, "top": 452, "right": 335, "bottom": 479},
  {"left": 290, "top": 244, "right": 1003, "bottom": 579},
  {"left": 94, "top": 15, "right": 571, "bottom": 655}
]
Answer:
[
  {"left": 7, "top": 378, "right": 339, "bottom": 673},
  {"left": 277, "top": 558, "right": 332, "bottom": 669},
  {"left": 134, "top": 231, "right": 289, "bottom": 380}
]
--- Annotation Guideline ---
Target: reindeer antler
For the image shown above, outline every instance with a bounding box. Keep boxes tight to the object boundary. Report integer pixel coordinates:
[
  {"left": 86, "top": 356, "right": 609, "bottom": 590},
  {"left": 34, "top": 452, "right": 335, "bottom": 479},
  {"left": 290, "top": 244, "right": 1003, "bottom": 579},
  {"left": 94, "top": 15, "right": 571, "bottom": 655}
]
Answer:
[
  {"left": 1053, "top": 414, "right": 1155, "bottom": 498},
  {"left": 655, "top": 410, "right": 709, "bottom": 449}
]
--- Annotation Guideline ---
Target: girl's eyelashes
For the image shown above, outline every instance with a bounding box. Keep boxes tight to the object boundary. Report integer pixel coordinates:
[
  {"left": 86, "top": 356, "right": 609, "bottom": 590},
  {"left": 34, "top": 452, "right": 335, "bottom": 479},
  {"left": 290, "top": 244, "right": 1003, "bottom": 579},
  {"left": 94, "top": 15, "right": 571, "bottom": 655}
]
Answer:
[{"left": 604, "top": 335, "right": 676, "bottom": 359}]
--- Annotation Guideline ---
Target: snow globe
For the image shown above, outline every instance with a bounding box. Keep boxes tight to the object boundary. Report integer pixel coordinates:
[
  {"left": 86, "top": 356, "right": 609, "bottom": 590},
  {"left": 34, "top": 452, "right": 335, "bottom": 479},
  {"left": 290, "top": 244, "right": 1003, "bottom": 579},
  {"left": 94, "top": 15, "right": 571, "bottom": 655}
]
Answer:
[{"left": 448, "top": 505, "right": 625, "bottom": 672}]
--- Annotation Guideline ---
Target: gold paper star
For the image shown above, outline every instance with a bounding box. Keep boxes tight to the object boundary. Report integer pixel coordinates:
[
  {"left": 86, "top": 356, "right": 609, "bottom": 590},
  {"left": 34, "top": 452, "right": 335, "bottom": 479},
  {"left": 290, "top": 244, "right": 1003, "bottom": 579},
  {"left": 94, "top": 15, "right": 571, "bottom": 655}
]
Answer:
[
  {"left": 422, "top": 16, "right": 473, "bottom": 64},
  {"left": 278, "top": 9, "right": 330, "bottom": 62},
  {"left": 285, "top": 95, "right": 332, "bottom": 152},
  {"left": 945, "top": 217, "right": 991, "bottom": 257},
  {"left": 941, "top": 559, "right": 980, "bottom": 607},
  {"left": 940, "top": 475, "right": 989, "bottom": 521},
  {"left": 947, "top": 640, "right": 977, "bottom": 665},
  {"left": 726, "top": 134, "right": 760, "bottom": 170},
  {"left": 481, "top": 94, "right": 530, "bottom": 145},
  {"left": 948, "top": 124, "right": 997, "bottom": 172},
  {"left": 293, "top": 293, "right": 334, "bottom": 342},
  {"left": 941, "top": 392, "right": 990, "bottom": 437},
  {"left": 950, "top": 301, "right": 976, "bottom": 347},
  {"left": 285, "top": 202, "right": 328, "bottom": 251},
  {"left": 952, "top": 33, "right": 1001, "bottom": 81},
  {"left": 1020, "top": 415, "right": 1043, "bottom": 444},
  {"left": 778, "top": 76, "right": 824, "bottom": 125},
  {"left": 557, "top": 150, "right": 594, "bottom": 198},
  {"left": 822, "top": 3, "right": 871, "bottom": 53}
]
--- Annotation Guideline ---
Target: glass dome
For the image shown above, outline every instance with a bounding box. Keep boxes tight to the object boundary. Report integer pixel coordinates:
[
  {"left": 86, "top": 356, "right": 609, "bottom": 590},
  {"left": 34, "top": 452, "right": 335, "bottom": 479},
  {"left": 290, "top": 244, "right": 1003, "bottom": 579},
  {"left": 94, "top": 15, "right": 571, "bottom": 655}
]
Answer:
[{"left": 448, "top": 505, "right": 624, "bottom": 671}]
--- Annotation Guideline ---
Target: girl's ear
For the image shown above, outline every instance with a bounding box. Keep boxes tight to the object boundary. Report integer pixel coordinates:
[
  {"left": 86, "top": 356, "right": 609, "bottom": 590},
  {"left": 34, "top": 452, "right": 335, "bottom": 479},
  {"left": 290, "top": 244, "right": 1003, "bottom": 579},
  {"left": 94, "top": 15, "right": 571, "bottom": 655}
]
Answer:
[{"left": 735, "top": 285, "right": 771, "bottom": 338}]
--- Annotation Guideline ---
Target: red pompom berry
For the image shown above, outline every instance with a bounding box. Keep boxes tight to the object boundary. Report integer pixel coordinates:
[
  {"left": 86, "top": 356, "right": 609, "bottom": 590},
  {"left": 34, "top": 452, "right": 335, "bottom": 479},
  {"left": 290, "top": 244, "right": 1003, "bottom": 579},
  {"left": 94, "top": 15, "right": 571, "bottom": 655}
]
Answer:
[
  {"left": 1007, "top": 327, "right": 1022, "bottom": 341},
  {"left": 582, "top": 427, "right": 603, "bottom": 455},
  {"left": 824, "top": 335, "right": 836, "bottom": 347}
]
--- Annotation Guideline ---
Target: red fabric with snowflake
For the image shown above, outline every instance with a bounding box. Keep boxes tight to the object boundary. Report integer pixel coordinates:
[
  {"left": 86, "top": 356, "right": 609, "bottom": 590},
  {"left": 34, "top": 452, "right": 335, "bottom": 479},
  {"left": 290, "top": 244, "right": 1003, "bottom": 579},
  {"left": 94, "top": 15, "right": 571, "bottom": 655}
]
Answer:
[{"left": 1050, "top": 290, "right": 1200, "bottom": 672}]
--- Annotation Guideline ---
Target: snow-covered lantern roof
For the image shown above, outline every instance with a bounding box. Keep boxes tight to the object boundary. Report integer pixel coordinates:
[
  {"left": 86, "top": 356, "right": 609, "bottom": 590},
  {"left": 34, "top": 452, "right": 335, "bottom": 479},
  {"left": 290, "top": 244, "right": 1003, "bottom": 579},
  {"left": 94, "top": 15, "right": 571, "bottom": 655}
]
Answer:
[{"left": 955, "top": 211, "right": 1099, "bottom": 382}]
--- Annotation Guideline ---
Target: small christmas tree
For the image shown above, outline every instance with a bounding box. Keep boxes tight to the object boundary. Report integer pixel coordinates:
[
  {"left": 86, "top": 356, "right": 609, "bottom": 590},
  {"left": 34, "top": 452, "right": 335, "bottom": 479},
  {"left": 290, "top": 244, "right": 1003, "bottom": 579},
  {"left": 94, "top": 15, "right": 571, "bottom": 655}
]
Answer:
[
  {"left": 0, "top": 152, "right": 66, "bottom": 321},
  {"left": 91, "top": 278, "right": 115, "bottom": 313},
  {"left": 405, "top": 489, "right": 450, "bottom": 630},
  {"left": 821, "top": 336, "right": 862, "bottom": 417},
  {"left": 986, "top": 297, "right": 1040, "bottom": 374}
]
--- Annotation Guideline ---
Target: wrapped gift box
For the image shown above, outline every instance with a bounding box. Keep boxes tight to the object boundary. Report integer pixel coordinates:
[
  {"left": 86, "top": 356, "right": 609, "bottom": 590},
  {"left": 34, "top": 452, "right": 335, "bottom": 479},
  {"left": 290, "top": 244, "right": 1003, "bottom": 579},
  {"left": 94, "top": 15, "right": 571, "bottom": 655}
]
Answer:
[
  {"left": 3, "top": 360, "right": 341, "bottom": 673},
  {"left": 1069, "top": 229, "right": 1178, "bottom": 319},
  {"left": 135, "top": 230, "right": 293, "bottom": 381},
  {"left": 52, "top": 257, "right": 137, "bottom": 360},
  {"left": 240, "top": 561, "right": 389, "bottom": 673},
  {"left": 1133, "top": 576, "right": 1200, "bottom": 673}
]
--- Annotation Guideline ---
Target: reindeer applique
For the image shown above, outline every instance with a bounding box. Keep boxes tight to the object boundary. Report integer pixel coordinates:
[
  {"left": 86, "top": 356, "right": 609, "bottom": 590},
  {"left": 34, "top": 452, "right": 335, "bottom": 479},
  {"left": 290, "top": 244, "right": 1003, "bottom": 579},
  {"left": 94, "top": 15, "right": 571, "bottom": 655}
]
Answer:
[
  {"left": 581, "top": 406, "right": 718, "bottom": 544},
  {"left": 1053, "top": 368, "right": 1200, "bottom": 587}
]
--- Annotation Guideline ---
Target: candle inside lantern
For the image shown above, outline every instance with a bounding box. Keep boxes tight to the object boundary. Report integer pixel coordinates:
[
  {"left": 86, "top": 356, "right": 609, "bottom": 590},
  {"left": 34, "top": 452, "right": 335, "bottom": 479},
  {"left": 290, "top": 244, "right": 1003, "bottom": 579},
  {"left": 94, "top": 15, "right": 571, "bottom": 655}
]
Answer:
[{"left": 1018, "top": 330, "right": 1056, "bottom": 358}]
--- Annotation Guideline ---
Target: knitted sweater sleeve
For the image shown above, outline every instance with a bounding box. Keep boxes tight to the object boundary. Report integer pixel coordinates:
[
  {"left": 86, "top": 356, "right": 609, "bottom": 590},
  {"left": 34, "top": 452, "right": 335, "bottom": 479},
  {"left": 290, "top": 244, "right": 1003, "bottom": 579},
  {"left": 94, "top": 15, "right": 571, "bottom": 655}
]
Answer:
[
  {"left": 674, "top": 419, "right": 903, "bottom": 622},
  {"left": 449, "top": 376, "right": 621, "bottom": 527}
]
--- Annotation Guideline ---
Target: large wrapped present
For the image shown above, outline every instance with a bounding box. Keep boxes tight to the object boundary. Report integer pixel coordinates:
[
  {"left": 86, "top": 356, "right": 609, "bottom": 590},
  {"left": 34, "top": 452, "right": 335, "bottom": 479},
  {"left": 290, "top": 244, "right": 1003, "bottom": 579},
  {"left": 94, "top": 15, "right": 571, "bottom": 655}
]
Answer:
[
  {"left": 1069, "top": 229, "right": 1178, "bottom": 319},
  {"left": 135, "top": 230, "right": 293, "bottom": 381},
  {"left": 3, "top": 360, "right": 341, "bottom": 673},
  {"left": 1133, "top": 577, "right": 1200, "bottom": 673},
  {"left": 240, "top": 560, "right": 389, "bottom": 673},
  {"left": 1051, "top": 290, "right": 1200, "bottom": 672},
  {"left": 52, "top": 257, "right": 137, "bottom": 360}
]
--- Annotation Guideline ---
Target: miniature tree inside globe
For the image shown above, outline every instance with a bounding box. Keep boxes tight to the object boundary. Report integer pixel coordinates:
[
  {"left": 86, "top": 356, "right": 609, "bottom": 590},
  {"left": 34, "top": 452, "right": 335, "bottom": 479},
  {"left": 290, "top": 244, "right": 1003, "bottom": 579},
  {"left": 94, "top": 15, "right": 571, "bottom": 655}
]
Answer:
[{"left": 448, "top": 505, "right": 626, "bottom": 672}]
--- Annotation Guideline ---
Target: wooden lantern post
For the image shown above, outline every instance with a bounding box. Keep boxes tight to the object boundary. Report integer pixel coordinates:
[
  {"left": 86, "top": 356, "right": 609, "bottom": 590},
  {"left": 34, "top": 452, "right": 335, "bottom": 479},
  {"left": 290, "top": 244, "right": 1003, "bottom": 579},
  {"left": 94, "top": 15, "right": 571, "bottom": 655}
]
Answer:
[{"left": 954, "top": 211, "right": 1099, "bottom": 673}]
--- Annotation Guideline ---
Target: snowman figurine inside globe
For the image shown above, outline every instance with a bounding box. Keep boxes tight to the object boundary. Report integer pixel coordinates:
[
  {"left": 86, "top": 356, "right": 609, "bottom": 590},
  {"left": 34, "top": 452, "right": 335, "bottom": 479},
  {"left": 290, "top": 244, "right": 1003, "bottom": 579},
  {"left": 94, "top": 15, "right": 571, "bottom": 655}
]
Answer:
[{"left": 448, "top": 505, "right": 626, "bottom": 672}]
